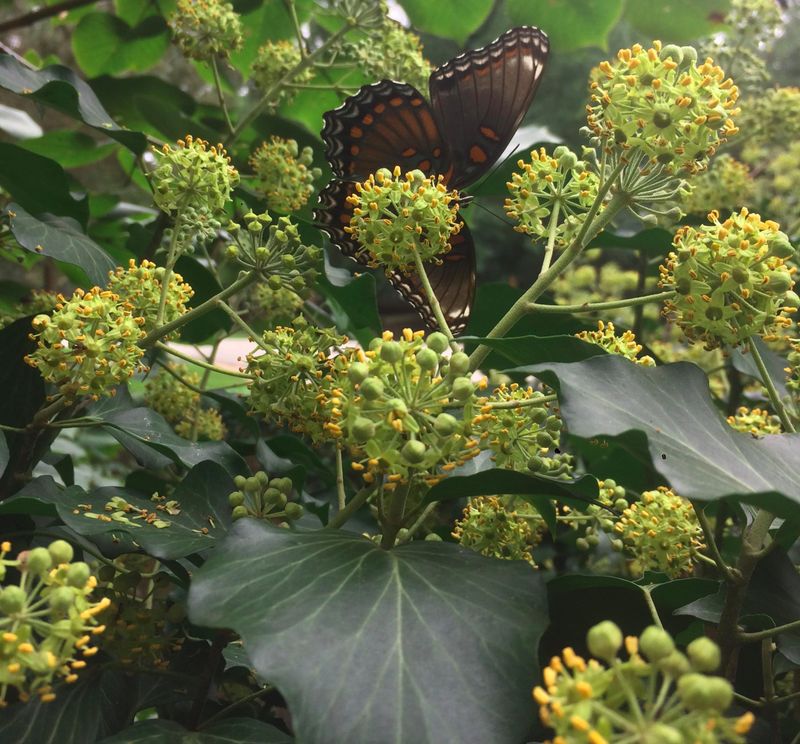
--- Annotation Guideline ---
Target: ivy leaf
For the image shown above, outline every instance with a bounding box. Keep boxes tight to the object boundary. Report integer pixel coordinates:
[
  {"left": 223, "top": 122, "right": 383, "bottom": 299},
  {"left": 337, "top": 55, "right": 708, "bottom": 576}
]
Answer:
[
  {"left": 18, "top": 130, "right": 117, "bottom": 169},
  {"left": 318, "top": 267, "right": 381, "bottom": 345},
  {"left": 531, "top": 355, "right": 800, "bottom": 505},
  {"left": 0, "top": 433, "right": 7, "bottom": 479},
  {"left": 0, "top": 316, "right": 45, "bottom": 429},
  {"left": 624, "top": 0, "right": 730, "bottom": 43},
  {"left": 98, "top": 719, "right": 293, "bottom": 743},
  {"left": 729, "top": 337, "right": 789, "bottom": 401},
  {"left": 400, "top": 0, "right": 493, "bottom": 43},
  {"left": 460, "top": 334, "right": 604, "bottom": 366},
  {"left": 189, "top": 520, "right": 548, "bottom": 744},
  {"left": 0, "top": 55, "right": 146, "bottom": 152},
  {"left": 7, "top": 202, "right": 115, "bottom": 286}
]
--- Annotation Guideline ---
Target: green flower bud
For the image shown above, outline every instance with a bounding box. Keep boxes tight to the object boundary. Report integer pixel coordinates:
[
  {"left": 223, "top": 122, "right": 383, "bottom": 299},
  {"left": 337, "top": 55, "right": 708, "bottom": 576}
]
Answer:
[
  {"left": 380, "top": 340, "right": 404, "bottom": 363},
  {"left": 228, "top": 491, "right": 245, "bottom": 507},
  {"left": 234, "top": 475, "right": 247, "bottom": 489},
  {"left": 586, "top": 620, "right": 623, "bottom": 663},
  {"left": 449, "top": 351, "right": 470, "bottom": 375},
  {"left": 401, "top": 440, "right": 427, "bottom": 464},
  {"left": 48, "top": 586, "right": 76, "bottom": 613},
  {"left": 426, "top": 332, "right": 449, "bottom": 353},
  {"left": 47, "top": 540, "right": 74, "bottom": 565},
  {"left": 284, "top": 502, "right": 304, "bottom": 520},
  {"left": 639, "top": 626, "right": 675, "bottom": 662},
  {"left": 687, "top": 636, "right": 721, "bottom": 672},
  {"left": 451, "top": 377, "right": 474, "bottom": 401},
  {"left": 65, "top": 562, "right": 91, "bottom": 588},
  {"left": 425, "top": 533, "right": 443, "bottom": 541},
  {"left": 352, "top": 417, "right": 376, "bottom": 442},
  {"left": 361, "top": 377, "right": 385, "bottom": 400},
  {"left": 0, "top": 585, "right": 26, "bottom": 614},
  {"left": 232, "top": 505, "right": 249, "bottom": 520},
  {"left": 434, "top": 413, "right": 458, "bottom": 436},
  {"left": 26, "top": 547, "right": 53, "bottom": 576},
  {"left": 271, "top": 477, "right": 293, "bottom": 495},
  {"left": 348, "top": 362, "right": 370, "bottom": 384},
  {"left": 656, "top": 650, "right": 691, "bottom": 677},
  {"left": 677, "top": 672, "right": 718, "bottom": 711},
  {"left": 643, "top": 723, "right": 684, "bottom": 744},
  {"left": 415, "top": 348, "right": 438, "bottom": 370}
]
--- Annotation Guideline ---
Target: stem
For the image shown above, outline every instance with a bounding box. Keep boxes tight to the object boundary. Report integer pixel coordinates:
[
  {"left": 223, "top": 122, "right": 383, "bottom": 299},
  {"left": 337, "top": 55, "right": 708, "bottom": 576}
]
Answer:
[
  {"left": 747, "top": 336, "right": 795, "bottom": 432},
  {"left": 539, "top": 200, "right": 561, "bottom": 275},
  {"left": 469, "top": 161, "right": 628, "bottom": 370},
  {"left": 210, "top": 56, "right": 234, "bottom": 135},
  {"left": 198, "top": 684, "right": 275, "bottom": 729},
  {"left": 527, "top": 290, "right": 675, "bottom": 315},
  {"left": 380, "top": 482, "right": 410, "bottom": 549},
  {"left": 156, "top": 224, "right": 182, "bottom": 327},
  {"left": 411, "top": 247, "right": 455, "bottom": 346},
  {"left": 216, "top": 301, "right": 268, "bottom": 349},
  {"left": 155, "top": 342, "right": 253, "bottom": 379},
  {"left": 227, "top": 22, "right": 354, "bottom": 147},
  {"left": 640, "top": 585, "right": 663, "bottom": 629},
  {"left": 482, "top": 393, "right": 558, "bottom": 409},
  {"left": 141, "top": 271, "right": 258, "bottom": 348},
  {"left": 739, "top": 617, "right": 800, "bottom": 643},
  {"left": 328, "top": 486, "right": 373, "bottom": 529},
  {"left": 398, "top": 501, "right": 439, "bottom": 543},
  {"left": 693, "top": 503, "right": 739, "bottom": 583},
  {"left": 283, "top": 0, "right": 308, "bottom": 55},
  {"left": 0, "top": 0, "right": 98, "bottom": 33},
  {"left": 335, "top": 447, "right": 346, "bottom": 513}
]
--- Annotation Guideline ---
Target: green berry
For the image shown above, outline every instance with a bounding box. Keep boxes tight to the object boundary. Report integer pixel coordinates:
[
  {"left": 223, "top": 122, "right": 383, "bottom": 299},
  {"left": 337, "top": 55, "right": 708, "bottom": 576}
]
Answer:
[
  {"left": 48, "top": 586, "right": 76, "bottom": 613},
  {"left": 360, "top": 377, "right": 384, "bottom": 400},
  {"left": 380, "top": 341, "right": 403, "bottom": 363},
  {"left": 687, "top": 636, "right": 721, "bottom": 672},
  {"left": 451, "top": 377, "right": 473, "bottom": 401},
  {"left": 449, "top": 351, "right": 470, "bottom": 375},
  {"left": 586, "top": 620, "right": 623, "bottom": 663},
  {"left": 426, "top": 332, "right": 449, "bottom": 353},
  {"left": 47, "top": 540, "right": 74, "bottom": 565},
  {"left": 401, "top": 440, "right": 427, "bottom": 464},
  {"left": 284, "top": 502, "right": 304, "bottom": 520},
  {"left": 232, "top": 505, "right": 250, "bottom": 520},
  {"left": 0, "top": 585, "right": 26, "bottom": 614},
  {"left": 26, "top": 547, "right": 53, "bottom": 576},
  {"left": 639, "top": 626, "right": 675, "bottom": 662},
  {"left": 433, "top": 413, "right": 458, "bottom": 436},
  {"left": 228, "top": 491, "right": 245, "bottom": 507}
]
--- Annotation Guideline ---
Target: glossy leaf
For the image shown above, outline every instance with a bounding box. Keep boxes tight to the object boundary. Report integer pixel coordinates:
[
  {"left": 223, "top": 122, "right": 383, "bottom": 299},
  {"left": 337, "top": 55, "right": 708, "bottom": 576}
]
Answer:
[
  {"left": 624, "top": 0, "right": 730, "bottom": 43},
  {"left": 590, "top": 227, "right": 673, "bottom": 259},
  {"left": 7, "top": 202, "right": 115, "bottom": 286},
  {"left": 729, "top": 337, "right": 789, "bottom": 401},
  {"left": 172, "top": 256, "right": 230, "bottom": 344},
  {"left": 99, "top": 719, "right": 292, "bottom": 743},
  {"left": 18, "top": 130, "right": 117, "bottom": 169},
  {"left": 461, "top": 334, "right": 604, "bottom": 366},
  {"left": 532, "top": 355, "right": 800, "bottom": 503},
  {"left": 318, "top": 267, "right": 381, "bottom": 345},
  {"left": 506, "top": 0, "right": 624, "bottom": 51},
  {"left": 189, "top": 520, "right": 547, "bottom": 744},
  {"left": 0, "top": 55, "right": 146, "bottom": 152},
  {"left": 400, "top": 0, "right": 493, "bottom": 43},
  {"left": 0, "top": 316, "right": 45, "bottom": 429},
  {"left": 0, "top": 433, "right": 7, "bottom": 479}
]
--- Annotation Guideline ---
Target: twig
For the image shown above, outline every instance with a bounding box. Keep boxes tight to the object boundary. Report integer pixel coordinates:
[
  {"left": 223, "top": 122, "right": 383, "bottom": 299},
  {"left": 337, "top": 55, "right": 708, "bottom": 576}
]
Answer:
[
  {"left": 0, "top": 0, "right": 98, "bottom": 33},
  {"left": 527, "top": 290, "right": 675, "bottom": 314}
]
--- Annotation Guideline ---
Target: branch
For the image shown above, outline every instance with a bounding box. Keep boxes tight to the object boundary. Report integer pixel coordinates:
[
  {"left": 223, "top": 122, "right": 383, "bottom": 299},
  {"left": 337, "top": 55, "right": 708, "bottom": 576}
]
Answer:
[
  {"left": 527, "top": 290, "right": 675, "bottom": 314},
  {"left": 0, "top": 0, "right": 99, "bottom": 33}
]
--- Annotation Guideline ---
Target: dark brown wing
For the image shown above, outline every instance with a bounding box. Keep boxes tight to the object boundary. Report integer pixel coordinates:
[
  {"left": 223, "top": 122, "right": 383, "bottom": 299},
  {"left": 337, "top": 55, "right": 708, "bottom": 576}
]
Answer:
[
  {"left": 429, "top": 26, "right": 549, "bottom": 190},
  {"left": 315, "top": 179, "right": 474, "bottom": 335},
  {"left": 321, "top": 79, "right": 452, "bottom": 180}
]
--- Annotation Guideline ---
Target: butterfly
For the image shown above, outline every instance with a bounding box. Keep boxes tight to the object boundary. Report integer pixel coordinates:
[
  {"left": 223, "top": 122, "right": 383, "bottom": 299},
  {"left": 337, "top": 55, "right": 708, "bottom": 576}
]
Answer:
[{"left": 314, "top": 26, "right": 549, "bottom": 335}]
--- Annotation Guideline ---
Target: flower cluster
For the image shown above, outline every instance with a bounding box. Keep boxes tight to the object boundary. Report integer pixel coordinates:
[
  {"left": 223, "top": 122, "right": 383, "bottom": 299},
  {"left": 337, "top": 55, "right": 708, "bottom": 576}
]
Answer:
[
  {"left": 789, "top": 341, "right": 800, "bottom": 401},
  {"left": 106, "top": 259, "right": 194, "bottom": 336},
  {"left": 345, "top": 167, "right": 461, "bottom": 273},
  {"left": 250, "top": 137, "right": 321, "bottom": 214},
  {"left": 727, "top": 405, "right": 782, "bottom": 437},
  {"left": 144, "top": 364, "right": 226, "bottom": 441},
  {"left": 228, "top": 472, "right": 304, "bottom": 523},
  {"left": 611, "top": 487, "right": 704, "bottom": 577},
  {"left": 505, "top": 146, "right": 600, "bottom": 247},
  {"left": 681, "top": 154, "right": 754, "bottom": 216},
  {"left": 740, "top": 87, "right": 800, "bottom": 151},
  {"left": 0, "top": 540, "right": 109, "bottom": 706},
  {"left": 573, "top": 478, "right": 628, "bottom": 553},
  {"left": 452, "top": 496, "right": 541, "bottom": 564},
  {"left": 660, "top": 208, "right": 796, "bottom": 348},
  {"left": 248, "top": 284, "right": 304, "bottom": 328},
  {"left": 762, "top": 141, "right": 800, "bottom": 228},
  {"left": 472, "top": 383, "right": 573, "bottom": 478},
  {"left": 169, "top": 0, "right": 243, "bottom": 62},
  {"left": 335, "top": 329, "right": 482, "bottom": 488},
  {"left": 246, "top": 317, "right": 346, "bottom": 444},
  {"left": 0, "top": 289, "right": 58, "bottom": 330},
  {"left": 332, "top": 0, "right": 386, "bottom": 30},
  {"left": 26, "top": 288, "right": 147, "bottom": 402},
  {"left": 347, "top": 20, "right": 431, "bottom": 92},
  {"left": 150, "top": 135, "right": 239, "bottom": 244},
  {"left": 250, "top": 41, "right": 313, "bottom": 107},
  {"left": 226, "top": 211, "right": 321, "bottom": 295},
  {"left": 534, "top": 621, "right": 754, "bottom": 743},
  {"left": 576, "top": 321, "right": 655, "bottom": 366},
  {"left": 587, "top": 41, "right": 739, "bottom": 174}
]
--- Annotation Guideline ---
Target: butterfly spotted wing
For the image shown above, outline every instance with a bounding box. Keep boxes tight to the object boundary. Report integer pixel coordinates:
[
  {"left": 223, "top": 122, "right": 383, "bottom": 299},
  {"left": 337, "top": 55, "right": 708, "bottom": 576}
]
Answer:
[{"left": 315, "top": 26, "right": 549, "bottom": 334}]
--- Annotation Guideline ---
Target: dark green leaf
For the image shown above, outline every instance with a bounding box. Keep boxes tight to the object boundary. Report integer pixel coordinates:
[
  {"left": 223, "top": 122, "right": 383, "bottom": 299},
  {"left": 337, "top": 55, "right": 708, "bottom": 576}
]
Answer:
[
  {"left": 72, "top": 13, "right": 169, "bottom": 77},
  {"left": 589, "top": 228, "right": 673, "bottom": 259},
  {"left": 0, "top": 432, "right": 7, "bottom": 479},
  {"left": 0, "top": 315, "right": 45, "bottom": 429},
  {"left": 0, "top": 55, "right": 146, "bottom": 152},
  {"left": 506, "top": 0, "right": 624, "bottom": 51},
  {"left": 0, "top": 145, "right": 88, "bottom": 226},
  {"left": 18, "top": 130, "right": 117, "bottom": 169},
  {"left": 7, "top": 202, "right": 115, "bottom": 286},
  {"left": 460, "top": 334, "right": 604, "bottom": 366},
  {"left": 173, "top": 256, "right": 229, "bottom": 344},
  {"left": 729, "top": 337, "right": 789, "bottom": 401},
  {"left": 189, "top": 520, "right": 547, "bottom": 744},
  {"left": 0, "top": 476, "right": 60, "bottom": 518},
  {"left": 531, "top": 356, "right": 800, "bottom": 503},
  {"left": 318, "top": 267, "right": 381, "bottom": 345},
  {"left": 98, "top": 719, "right": 293, "bottom": 743},
  {"left": 400, "top": 0, "right": 493, "bottom": 43},
  {"left": 624, "top": 0, "right": 730, "bottom": 43}
]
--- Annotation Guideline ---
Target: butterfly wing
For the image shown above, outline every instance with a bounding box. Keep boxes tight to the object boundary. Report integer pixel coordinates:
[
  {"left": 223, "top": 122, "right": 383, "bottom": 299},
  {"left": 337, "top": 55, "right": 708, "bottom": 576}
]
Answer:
[
  {"left": 429, "top": 26, "right": 549, "bottom": 190},
  {"left": 321, "top": 79, "right": 452, "bottom": 179}
]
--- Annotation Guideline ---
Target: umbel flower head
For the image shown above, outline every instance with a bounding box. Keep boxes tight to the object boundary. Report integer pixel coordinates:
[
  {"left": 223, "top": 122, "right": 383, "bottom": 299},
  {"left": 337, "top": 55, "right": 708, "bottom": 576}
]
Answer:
[
  {"left": 334, "top": 329, "right": 482, "bottom": 489},
  {"left": 681, "top": 153, "right": 754, "bottom": 216},
  {"left": 505, "top": 146, "right": 600, "bottom": 247},
  {"left": 26, "top": 287, "right": 147, "bottom": 402},
  {"left": 106, "top": 259, "right": 194, "bottom": 336},
  {"left": 452, "top": 496, "right": 542, "bottom": 564},
  {"left": 169, "top": 0, "right": 243, "bottom": 62},
  {"left": 738, "top": 87, "right": 800, "bottom": 150},
  {"left": 472, "top": 383, "right": 573, "bottom": 478},
  {"left": 0, "top": 289, "right": 58, "bottom": 330},
  {"left": 251, "top": 40, "right": 313, "bottom": 107},
  {"left": 150, "top": 135, "right": 239, "bottom": 243},
  {"left": 345, "top": 167, "right": 461, "bottom": 273},
  {"left": 534, "top": 621, "right": 754, "bottom": 743},
  {"left": 228, "top": 471, "right": 304, "bottom": 523},
  {"left": 727, "top": 405, "right": 782, "bottom": 437},
  {"left": 250, "top": 137, "right": 321, "bottom": 214},
  {"left": 659, "top": 208, "right": 797, "bottom": 348},
  {"left": 576, "top": 321, "right": 656, "bottom": 366},
  {"left": 347, "top": 20, "right": 431, "bottom": 92},
  {"left": 587, "top": 41, "right": 740, "bottom": 174},
  {"left": 0, "top": 540, "right": 109, "bottom": 707},
  {"left": 249, "top": 283, "right": 304, "bottom": 328}
]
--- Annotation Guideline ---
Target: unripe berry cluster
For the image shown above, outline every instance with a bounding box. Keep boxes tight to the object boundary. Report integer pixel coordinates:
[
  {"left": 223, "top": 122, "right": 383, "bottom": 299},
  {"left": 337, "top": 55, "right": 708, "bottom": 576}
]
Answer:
[
  {"left": 169, "top": 0, "right": 243, "bottom": 62},
  {"left": 345, "top": 167, "right": 461, "bottom": 273},
  {"left": 505, "top": 146, "right": 600, "bottom": 247},
  {"left": 660, "top": 208, "right": 797, "bottom": 348},
  {"left": 248, "top": 284, "right": 304, "bottom": 328},
  {"left": 228, "top": 472, "right": 304, "bottom": 523},
  {"left": 0, "top": 541, "right": 108, "bottom": 706},
  {"left": 576, "top": 321, "right": 655, "bottom": 366},
  {"left": 249, "top": 137, "right": 321, "bottom": 214},
  {"left": 250, "top": 41, "right": 313, "bottom": 107},
  {"left": 587, "top": 41, "right": 739, "bottom": 174},
  {"left": 534, "top": 621, "right": 754, "bottom": 743}
]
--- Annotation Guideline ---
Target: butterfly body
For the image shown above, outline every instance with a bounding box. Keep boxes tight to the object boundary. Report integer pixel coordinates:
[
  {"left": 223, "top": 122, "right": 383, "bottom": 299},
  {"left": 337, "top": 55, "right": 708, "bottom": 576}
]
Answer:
[{"left": 315, "top": 26, "right": 549, "bottom": 334}]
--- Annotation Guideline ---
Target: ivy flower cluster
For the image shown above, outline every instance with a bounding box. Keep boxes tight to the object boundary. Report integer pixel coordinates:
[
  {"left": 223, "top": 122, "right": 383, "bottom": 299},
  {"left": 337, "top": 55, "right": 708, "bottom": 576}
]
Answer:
[
  {"left": 727, "top": 405, "right": 782, "bottom": 437},
  {"left": 576, "top": 321, "right": 656, "bottom": 366},
  {"left": 0, "top": 289, "right": 57, "bottom": 330},
  {"left": 228, "top": 472, "right": 304, "bottom": 523},
  {"left": 0, "top": 541, "right": 109, "bottom": 706},
  {"left": 249, "top": 284, "right": 304, "bottom": 328},
  {"left": 587, "top": 41, "right": 739, "bottom": 174},
  {"left": 150, "top": 136, "right": 239, "bottom": 244},
  {"left": 534, "top": 621, "right": 754, "bottom": 743},
  {"left": 452, "top": 496, "right": 541, "bottom": 564},
  {"left": 472, "top": 383, "right": 573, "bottom": 478},
  {"left": 332, "top": 0, "right": 386, "bottom": 29},
  {"left": 250, "top": 137, "right": 321, "bottom": 214},
  {"left": 681, "top": 154, "right": 754, "bottom": 216},
  {"left": 144, "top": 364, "right": 226, "bottom": 442},
  {"left": 345, "top": 167, "right": 462, "bottom": 273},
  {"left": 660, "top": 208, "right": 797, "bottom": 348},
  {"left": 739, "top": 87, "right": 800, "bottom": 151},
  {"left": 251, "top": 41, "right": 313, "bottom": 107},
  {"left": 505, "top": 146, "right": 600, "bottom": 247},
  {"left": 169, "top": 0, "right": 243, "bottom": 62},
  {"left": 226, "top": 211, "right": 321, "bottom": 295}
]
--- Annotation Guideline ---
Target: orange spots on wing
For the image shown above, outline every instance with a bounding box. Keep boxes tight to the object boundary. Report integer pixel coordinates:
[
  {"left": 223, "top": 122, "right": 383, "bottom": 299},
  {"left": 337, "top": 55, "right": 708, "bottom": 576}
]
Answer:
[
  {"left": 374, "top": 103, "right": 386, "bottom": 113},
  {"left": 339, "top": 213, "right": 351, "bottom": 224},
  {"left": 362, "top": 113, "right": 374, "bottom": 125},
  {"left": 418, "top": 159, "right": 431, "bottom": 171},
  {"left": 402, "top": 147, "right": 417, "bottom": 157},
  {"left": 433, "top": 147, "right": 442, "bottom": 157},
  {"left": 389, "top": 97, "right": 404, "bottom": 107},
  {"left": 350, "top": 126, "right": 363, "bottom": 138},
  {"left": 411, "top": 97, "right": 424, "bottom": 106},
  {"left": 469, "top": 145, "right": 487, "bottom": 163},
  {"left": 446, "top": 252, "right": 465, "bottom": 261},
  {"left": 350, "top": 145, "right": 360, "bottom": 156},
  {"left": 480, "top": 126, "right": 500, "bottom": 141}
]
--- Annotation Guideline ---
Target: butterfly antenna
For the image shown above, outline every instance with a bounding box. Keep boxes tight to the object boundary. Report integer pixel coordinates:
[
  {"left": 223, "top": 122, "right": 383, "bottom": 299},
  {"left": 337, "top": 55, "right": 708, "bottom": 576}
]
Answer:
[{"left": 472, "top": 199, "right": 515, "bottom": 228}]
